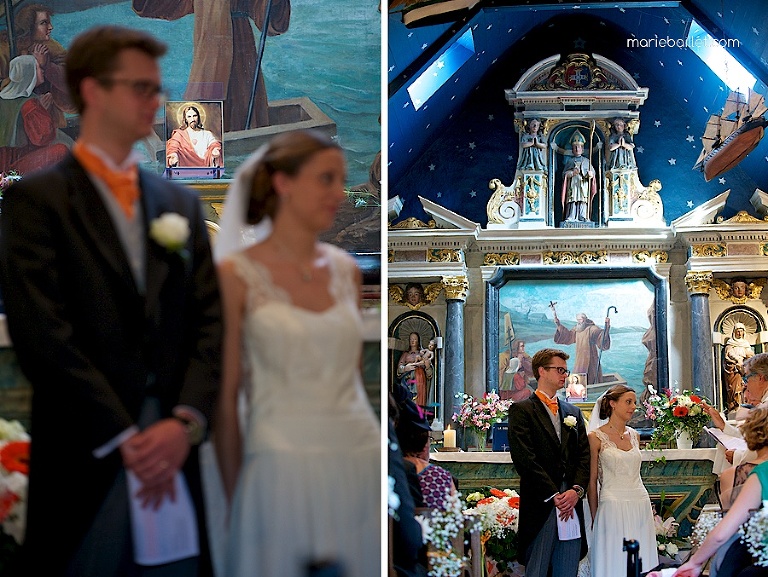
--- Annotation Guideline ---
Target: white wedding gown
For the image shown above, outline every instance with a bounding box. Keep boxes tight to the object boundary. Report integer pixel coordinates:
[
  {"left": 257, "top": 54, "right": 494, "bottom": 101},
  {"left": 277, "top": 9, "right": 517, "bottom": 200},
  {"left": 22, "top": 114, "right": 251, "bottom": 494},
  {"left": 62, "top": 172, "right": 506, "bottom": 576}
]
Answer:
[
  {"left": 590, "top": 428, "right": 658, "bottom": 577},
  {"left": 220, "top": 245, "right": 381, "bottom": 577}
]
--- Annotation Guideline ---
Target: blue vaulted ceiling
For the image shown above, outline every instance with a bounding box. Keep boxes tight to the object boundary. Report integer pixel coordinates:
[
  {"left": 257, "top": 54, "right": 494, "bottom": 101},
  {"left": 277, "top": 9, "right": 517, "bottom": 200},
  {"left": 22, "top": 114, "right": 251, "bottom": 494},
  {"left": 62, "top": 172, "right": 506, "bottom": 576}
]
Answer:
[{"left": 388, "top": 0, "right": 768, "bottom": 225}]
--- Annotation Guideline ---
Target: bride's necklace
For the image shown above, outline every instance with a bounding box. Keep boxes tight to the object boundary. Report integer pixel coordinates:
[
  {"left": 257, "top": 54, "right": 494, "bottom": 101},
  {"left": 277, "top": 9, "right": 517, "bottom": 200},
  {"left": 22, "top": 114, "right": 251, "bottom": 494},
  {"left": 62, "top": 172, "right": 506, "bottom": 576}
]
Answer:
[
  {"left": 609, "top": 422, "right": 626, "bottom": 440},
  {"left": 272, "top": 237, "right": 317, "bottom": 283}
]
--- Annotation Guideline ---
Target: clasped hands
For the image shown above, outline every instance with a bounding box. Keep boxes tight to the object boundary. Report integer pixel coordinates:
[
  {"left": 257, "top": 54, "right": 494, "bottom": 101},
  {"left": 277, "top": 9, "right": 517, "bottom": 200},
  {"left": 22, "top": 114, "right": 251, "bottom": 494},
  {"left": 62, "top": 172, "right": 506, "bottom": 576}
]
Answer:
[
  {"left": 120, "top": 418, "right": 190, "bottom": 510},
  {"left": 554, "top": 488, "right": 579, "bottom": 521}
]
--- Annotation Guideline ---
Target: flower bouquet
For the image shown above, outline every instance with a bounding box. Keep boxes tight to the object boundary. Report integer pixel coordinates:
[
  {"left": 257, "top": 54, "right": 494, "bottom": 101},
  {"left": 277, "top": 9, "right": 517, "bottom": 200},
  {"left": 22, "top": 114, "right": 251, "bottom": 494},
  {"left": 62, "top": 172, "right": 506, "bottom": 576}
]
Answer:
[
  {"left": 453, "top": 392, "right": 512, "bottom": 451},
  {"left": 0, "top": 419, "right": 30, "bottom": 574},
  {"left": 415, "top": 491, "right": 471, "bottom": 577},
  {"left": 643, "top": 387, "right": 711, "bottom": 449},
  {"left": 740, "top": 500, "right": 768, "bottom": 567},
  {"left": 654, "top": 513, "right": 686, "bottom": 562},
  {"left": 463, "top": 487, "right": 522, "bottom": 577}
]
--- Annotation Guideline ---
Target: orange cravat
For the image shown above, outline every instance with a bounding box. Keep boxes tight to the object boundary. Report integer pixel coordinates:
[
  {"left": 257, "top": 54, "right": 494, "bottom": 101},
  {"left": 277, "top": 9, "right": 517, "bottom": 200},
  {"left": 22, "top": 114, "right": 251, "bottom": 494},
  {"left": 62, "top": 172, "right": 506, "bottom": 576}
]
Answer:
[
  {"left": 535, "top": 390, "right": 558, "bottom": 415},
  {"left": 73, "top": 141, "right": 139, "bottom": 218}
]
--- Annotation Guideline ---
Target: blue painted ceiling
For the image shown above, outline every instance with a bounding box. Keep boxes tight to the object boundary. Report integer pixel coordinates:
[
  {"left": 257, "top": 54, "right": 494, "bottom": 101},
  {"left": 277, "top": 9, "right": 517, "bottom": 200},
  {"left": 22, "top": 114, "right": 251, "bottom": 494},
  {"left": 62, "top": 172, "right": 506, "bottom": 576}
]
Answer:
[{"left": 388, "top": 0, "right": 768, "bottom": 225}]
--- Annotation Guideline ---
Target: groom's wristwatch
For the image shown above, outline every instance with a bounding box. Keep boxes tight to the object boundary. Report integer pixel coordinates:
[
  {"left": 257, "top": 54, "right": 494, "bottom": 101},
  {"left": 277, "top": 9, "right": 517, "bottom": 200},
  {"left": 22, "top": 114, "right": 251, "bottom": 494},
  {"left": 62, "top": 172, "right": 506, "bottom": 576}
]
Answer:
[
  {"left": 572, "top": 485, "right": 585, "bottom": 499},
  {"left": 173, "top": 415, "right": 204, "bottom": 446}
]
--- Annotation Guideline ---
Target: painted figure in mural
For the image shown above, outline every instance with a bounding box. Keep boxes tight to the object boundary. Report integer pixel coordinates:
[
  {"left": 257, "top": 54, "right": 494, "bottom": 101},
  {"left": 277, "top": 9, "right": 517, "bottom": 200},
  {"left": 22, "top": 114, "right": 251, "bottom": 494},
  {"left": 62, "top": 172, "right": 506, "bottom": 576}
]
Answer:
[
  {"left": 166, "top": 104, "right": 222, "bottom": 168},
  {"left": 133, "top": 0, "right": 291, "bottom": 132},
  {"left": 0, "top": 4, "right": 74, "bottom": 130},
  {"left": 0, "top": 26, "right": 222, "bottom": 576},
  {"left": 561, "top": 130, "right": 596, "bottom": 222},
  {"left": 606, "top": 117, "right": 636, "bottom": 171},
  {"left": 517, "top": 117, "right": 547, "bottom": 171},
  {"left": 553, "top": 311, "right": 611, "bottom": 385},
  {"left": 500, "top": 339, "right": 535, "bottom": 402},
  {"left": 0, "top": 55, "right": 68, "bottom": 174},
  {"left": 723, "top": 322, "right": 754, "bottom": 410},
  {"left": 507, "top": 348, "right": 590, "bottom": 577},
  {"left": 397, "top": 331, "right": 433, "bottom": 407}
]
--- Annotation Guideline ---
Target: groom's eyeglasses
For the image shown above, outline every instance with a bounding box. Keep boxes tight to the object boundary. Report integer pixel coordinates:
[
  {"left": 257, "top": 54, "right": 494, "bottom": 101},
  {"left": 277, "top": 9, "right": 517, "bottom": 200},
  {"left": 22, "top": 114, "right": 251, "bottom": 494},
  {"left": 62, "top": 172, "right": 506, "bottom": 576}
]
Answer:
[
  {"left": 542, "top": 366, "right": 570, "bottom": 376},
  {"left": 743, "top": 372, "right": 759, "bottom": 384}
]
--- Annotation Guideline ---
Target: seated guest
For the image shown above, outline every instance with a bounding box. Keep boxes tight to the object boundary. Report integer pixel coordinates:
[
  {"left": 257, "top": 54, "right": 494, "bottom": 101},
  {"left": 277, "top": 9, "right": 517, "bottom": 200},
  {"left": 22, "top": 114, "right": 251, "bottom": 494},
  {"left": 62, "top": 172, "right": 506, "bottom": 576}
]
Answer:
[
  {"left": 705, "top": 352, "right": 768, "bottom": 471},
  {"left": 395, "top": 399, "right": 457, "bottom": 510},
  {"left": 648, "top": 407, "right": 768, "bottom": 577},
  {"left": 389, "top": 390, "right": 425, "bottom": 508}
]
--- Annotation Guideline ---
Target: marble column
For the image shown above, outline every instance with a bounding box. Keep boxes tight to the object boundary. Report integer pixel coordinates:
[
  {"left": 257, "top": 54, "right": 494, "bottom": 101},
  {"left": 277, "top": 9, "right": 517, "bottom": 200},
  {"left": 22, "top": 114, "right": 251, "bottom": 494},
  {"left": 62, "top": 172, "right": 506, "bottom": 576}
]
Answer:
[
  {"left": 685, "top": 271, "right": 715, "bottom": 402},
  {"left": 443, "top": 275, "right": 468, "bottom": 447}
]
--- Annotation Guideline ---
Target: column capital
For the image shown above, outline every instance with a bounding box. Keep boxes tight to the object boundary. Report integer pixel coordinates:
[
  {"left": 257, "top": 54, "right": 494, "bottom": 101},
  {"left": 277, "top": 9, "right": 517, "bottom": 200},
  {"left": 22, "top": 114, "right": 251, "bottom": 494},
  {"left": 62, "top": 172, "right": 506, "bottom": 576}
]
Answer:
[
  {"left": 442, "top": 275, "right": 469, "bottom": 301},
  {"left": 685, "top": 270, "right": 714, "bottom": 295}
]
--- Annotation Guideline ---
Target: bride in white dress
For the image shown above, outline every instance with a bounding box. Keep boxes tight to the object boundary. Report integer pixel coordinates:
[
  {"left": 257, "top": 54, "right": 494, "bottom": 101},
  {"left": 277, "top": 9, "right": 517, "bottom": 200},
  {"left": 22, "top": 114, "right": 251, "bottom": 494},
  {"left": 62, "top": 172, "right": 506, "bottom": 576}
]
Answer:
[
  {"left": 213, "top": 130, "right": 380, "bottom": 577},
  {"left": 587, "top": 384, "right": 658, "bottom": 577}
]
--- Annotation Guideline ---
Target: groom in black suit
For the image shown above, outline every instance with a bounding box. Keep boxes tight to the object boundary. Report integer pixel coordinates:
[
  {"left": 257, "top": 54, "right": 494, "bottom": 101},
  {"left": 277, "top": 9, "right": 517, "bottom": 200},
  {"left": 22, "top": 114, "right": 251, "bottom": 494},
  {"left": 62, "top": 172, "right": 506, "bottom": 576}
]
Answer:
[
  {"left": 507, "top": 348, "right": 590, "bottom": 577},
  {"left": 0, "top": 27, "right": 221, "bottom": 577}
]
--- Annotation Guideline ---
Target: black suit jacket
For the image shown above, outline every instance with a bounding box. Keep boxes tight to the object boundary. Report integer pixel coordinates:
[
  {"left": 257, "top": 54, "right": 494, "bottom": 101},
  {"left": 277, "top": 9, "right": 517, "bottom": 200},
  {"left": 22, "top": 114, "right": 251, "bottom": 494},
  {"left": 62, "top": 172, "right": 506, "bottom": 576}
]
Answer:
[
  {"left": 0, "top": 154, "right": 222, "bottom": 576},
  {"left": 507, "top": 394, "right": 591, "bottom": 564}
]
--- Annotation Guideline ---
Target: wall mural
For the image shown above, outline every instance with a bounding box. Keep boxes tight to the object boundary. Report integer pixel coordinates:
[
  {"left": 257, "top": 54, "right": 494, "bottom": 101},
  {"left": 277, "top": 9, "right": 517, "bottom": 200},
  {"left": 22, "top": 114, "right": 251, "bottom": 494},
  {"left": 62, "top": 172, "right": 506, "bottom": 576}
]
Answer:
[
  {"left": 487, "top": 268, "right": 669, "bottom": 403},
  {"left": 0, "top": 0, "right": 380, "bottom": 252}
]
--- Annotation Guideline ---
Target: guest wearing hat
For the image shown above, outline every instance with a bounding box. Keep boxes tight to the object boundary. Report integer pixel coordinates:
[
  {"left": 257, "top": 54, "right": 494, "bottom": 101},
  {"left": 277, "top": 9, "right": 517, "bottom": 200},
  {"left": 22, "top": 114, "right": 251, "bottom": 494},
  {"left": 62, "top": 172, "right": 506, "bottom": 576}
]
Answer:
[{"left": 395, "top": 397, "right": 456, "bottom": 510}]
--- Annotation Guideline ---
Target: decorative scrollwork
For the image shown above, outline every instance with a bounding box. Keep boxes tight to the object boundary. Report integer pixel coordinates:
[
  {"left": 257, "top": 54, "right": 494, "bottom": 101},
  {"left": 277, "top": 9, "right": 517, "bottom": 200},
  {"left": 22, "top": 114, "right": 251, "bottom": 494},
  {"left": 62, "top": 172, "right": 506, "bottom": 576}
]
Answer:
[
  {"left": 684, "top": 271, "right": 713, "bottom": 295},
  {"left": 532, "top": 53, "right": 621, "bottom": 91},
  {"left": 542, "top": 250, "right": 608, "bottom": 265},
  {"left": 690, "top": 244, "right": 727, "bottom": 258},
  {"left": 389, "top": 217, "right": 436, "bottom": 229},
  {"left": 719, "top": 211, "right": 767, "bottom": 224},
  {"left": 632, "top": 250, "right": 668, "bottom": 264},
  {"left": 389, "top": 282, "right": 444, "bottom": 309},
  {"left": 428, "top": 249, "right": 463, "bottom": 263},
  {"left": 483, "top": 252, "right": 520, "bottom": 266}
]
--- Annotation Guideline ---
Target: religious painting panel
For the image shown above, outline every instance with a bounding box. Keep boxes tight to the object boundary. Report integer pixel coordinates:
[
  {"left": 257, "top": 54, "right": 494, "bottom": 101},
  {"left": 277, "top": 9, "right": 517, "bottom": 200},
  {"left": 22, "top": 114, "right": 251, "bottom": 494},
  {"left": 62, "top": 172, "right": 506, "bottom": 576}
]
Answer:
[
  {"left": 486, "top": 267, "right": 669, "bottom": 405},
  {"left": 389, "top": 311, "right": 442, "bottom": 421},
  {"left": 164, "top": 100, "right": 223, "bottom": 179},
  {"left": 0, "top": 0, "right": 380, "bottom": 253}
]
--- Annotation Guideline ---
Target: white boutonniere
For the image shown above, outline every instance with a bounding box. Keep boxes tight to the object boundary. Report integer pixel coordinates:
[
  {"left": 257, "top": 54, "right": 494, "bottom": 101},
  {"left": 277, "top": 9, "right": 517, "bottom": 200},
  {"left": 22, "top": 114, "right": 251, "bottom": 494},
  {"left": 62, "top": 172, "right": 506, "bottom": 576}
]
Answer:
[
  {"left": 563, "top": 415, "right": 577, "bottom": 429},
  {"left": 149, "top": 213, "right": 190, "bottom": 255}
]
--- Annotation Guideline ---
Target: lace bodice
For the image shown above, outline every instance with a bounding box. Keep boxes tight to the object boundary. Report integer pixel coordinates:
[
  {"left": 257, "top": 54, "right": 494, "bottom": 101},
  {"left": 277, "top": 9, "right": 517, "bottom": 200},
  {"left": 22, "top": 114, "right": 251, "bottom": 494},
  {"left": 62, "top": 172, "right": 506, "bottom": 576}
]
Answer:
[
  {"left": 225, "top": 244, "right": 375, "bottom": 454},
  {"left": 594, "top": 428, "right": 646, "bottom": 495}
]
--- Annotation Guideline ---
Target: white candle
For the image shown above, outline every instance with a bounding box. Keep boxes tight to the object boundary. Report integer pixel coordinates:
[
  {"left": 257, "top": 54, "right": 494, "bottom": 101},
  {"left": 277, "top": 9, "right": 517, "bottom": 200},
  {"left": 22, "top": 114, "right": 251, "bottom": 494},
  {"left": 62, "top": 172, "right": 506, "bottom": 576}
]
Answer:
[{"left": 443, "top": 426, "right": 456, "bottom": 448}]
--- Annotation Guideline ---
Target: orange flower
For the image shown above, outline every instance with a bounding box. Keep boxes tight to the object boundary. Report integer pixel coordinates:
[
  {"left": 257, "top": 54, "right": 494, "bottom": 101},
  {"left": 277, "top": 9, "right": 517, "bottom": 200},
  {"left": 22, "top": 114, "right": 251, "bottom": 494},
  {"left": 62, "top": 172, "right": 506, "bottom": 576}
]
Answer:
[
  {"left": 0, "top": 441, "right": 30, "bottom": 475},
  {"left": 508, "top": 496, "right": 520, "bottom": 508},
  {"left": 690, "top": 395, "right": 702, "bottom": 404},
  {"left": 477, "top": 497, "right": 496, "bottom": 506},
  {"left": 673, "top": 405, "right": 689, "bottom": 418},
  {"left": 490, "top": 488, "right": 506, "bottom": 498}
]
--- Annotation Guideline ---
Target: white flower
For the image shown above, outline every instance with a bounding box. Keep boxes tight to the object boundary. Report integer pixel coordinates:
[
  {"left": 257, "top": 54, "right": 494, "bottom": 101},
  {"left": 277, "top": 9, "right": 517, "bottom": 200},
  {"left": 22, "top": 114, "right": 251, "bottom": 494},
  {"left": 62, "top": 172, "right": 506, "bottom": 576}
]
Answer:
[
  {"left": 0, "top": 419, "right": 28, "bottom": 442},
  {"left": 563, "top": 415, "right": 577, "bottom": 428},
  {"left": 149, "top": 213, "right": 190, "bottom": 253},
  {"left": 658, "top": 543, "right": 666, "bottom": 551},
  {"left": 666, "top": 543, "right": 678, "bottom": 555},
  {"left": 387, "top": 475, "right": 400, "bottom": 517}
]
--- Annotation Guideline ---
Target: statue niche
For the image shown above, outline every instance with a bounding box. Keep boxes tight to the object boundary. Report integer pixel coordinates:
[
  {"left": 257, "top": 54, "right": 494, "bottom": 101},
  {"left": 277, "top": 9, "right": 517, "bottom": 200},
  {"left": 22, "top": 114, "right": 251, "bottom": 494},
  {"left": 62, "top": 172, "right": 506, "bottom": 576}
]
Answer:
[{"left": 491, "top": 53, "right": 665, "bottom": 230}]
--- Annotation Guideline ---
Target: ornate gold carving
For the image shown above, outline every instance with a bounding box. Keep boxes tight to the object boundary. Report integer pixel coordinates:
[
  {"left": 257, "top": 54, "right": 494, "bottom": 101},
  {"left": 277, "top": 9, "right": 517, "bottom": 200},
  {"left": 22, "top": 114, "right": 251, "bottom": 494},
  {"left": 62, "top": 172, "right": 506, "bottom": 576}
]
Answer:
[
  {"left": 484, "top": 252, "right": 520, "bottom": 266},
  {"left": 761, "top": 243, "right": 768, "bottom": 256},
  {"left": 596, "top": 119, "right": 611, "bottom": 137},
  {"left": 542, "top": 250, "right": 608, "bottom": 265},
  {"left": 428, "top": 249, "right": 463, "bottom": 263},
  {"left": 684, "top": 271, "right": 713, "bottom": 295},
  {"left": 389, "top": 217, "right": 436, "bottom": 229},
  {"left": 211, "top": 202, "right": 225, "bottom": 218},
  {"left": 442, "top": 276, "right": 469, "bottom": 301},
  {"left": 712, "top": 278, "right": 766, "bottom": 304},
  {"left": 690, "top": 244, "right": 727, "bottom": 258},
  {"left": 720, "top": 211, "right": 766, "bottom": 224},
  {"left": 388, "top": 250, "right": 394, "bottom": 263},
  {"left": 626, "top": 118, "right": 640, "bottom": 135},
  {"left": 487, "top": 178, "right": 520, "bottom": 225},
  {"left": 543, "top": 118, "right": 564, "bottom": 135},
  {"left": 532, "top": 53, "right": 621, "bottom": 91},
  {"left": 389, "top": 282, "right": 444, "bottom": 309},
  {"left": 632, "top": 250, "right": 669, "bottom": 264}
]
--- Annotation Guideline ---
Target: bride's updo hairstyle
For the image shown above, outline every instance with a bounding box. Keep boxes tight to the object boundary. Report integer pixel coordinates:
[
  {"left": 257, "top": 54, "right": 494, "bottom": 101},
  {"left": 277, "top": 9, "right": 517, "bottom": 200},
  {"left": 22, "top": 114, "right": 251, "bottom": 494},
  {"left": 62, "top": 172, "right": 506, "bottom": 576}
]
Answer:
[
  {"left": 246, "top": 130, "right": 342, "bottom": 224},
  {"left": 739, "top": 407, "right": 768, "bottom": 451},
  {"left": 598, "top": 384, "right": 634, "bottom": 420}
]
